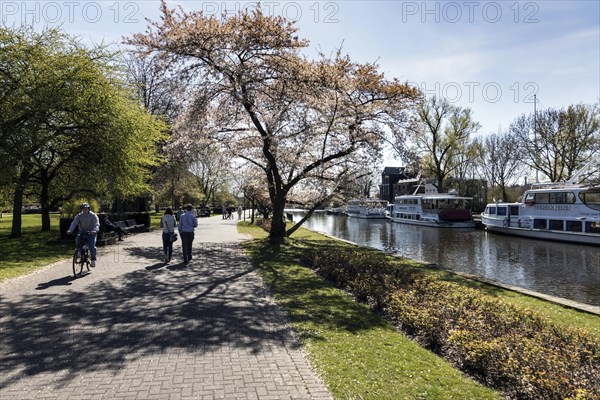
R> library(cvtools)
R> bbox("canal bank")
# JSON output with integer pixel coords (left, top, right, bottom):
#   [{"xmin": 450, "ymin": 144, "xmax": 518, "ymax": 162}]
[
  {"xmin": 287, "ymin": 211, "xmax": 600, "ymax": 308},
  {"xmin": 313, "ymin": 229, "xmax": 599, "ymax": 316}
]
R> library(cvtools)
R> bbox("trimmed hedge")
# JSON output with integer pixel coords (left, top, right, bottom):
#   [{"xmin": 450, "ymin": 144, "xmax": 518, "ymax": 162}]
[{"xmin": 301, "ymin": 247, "xmax": 599, "ymax": 400}]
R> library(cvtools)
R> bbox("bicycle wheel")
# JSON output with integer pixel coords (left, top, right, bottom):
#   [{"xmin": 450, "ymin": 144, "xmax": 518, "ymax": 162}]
[
  {"xmin": 84, "ymin": 250, "xmax": 91, "ymax": 271},
  {"xmin": 72, "ymin": 249, "xmax": 83, "ymax": 277}
]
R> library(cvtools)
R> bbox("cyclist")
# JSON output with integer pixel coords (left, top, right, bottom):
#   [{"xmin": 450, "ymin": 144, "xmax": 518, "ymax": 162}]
[{"xmin": 66, "ymin": 202, "xmax": 100, "ymax": 267}]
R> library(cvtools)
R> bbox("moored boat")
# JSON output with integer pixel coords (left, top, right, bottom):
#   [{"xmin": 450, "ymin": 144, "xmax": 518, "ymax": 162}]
[
  {"xmin": 325, "ymin": 207, "xmax": 346, "ymax": 215},
  {"xmin": 390, "ymin": 193, "xmax": 476, "ymax": 228},
  {"xmin": 481, "ymin": 183, "xmax": 600, "ymax": 245},
  {"xmin": 345, "ymin": 199, "xmax": 388, "ymax": 219}
]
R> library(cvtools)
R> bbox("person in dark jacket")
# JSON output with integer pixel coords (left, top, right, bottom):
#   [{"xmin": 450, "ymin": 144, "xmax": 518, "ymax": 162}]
[{"xmin": 103, "ymin": 216, "xmax": 125, "ymax": 241}]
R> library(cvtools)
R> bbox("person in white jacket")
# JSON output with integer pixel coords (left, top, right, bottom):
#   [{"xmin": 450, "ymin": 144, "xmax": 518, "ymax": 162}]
[{"xmin": 160, "ymin": 207, "xmax": 177, "ymax": 263}]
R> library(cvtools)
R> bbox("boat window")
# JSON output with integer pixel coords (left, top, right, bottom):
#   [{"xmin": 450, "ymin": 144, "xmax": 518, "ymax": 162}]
[
  {"xmin": 547, "ymin": 191, "xmax": 576, "ymax": 204},
  {"xmin": 486, "ymin": 206, "xmax": 496, "ymax": 215},
  {"xmin": 566, "ymin": 221, "xmax": 582, "ymax": 232},
  {"xmin": 534, "ymin": 192, "xmax": 550, "ymax": 204},
  {"xmin": 497, "ymin": 207, "xmax": 507, "ymax": 216},
  {"xmin": 509, "ymin": 205, "xmax": 520, "ymax": 215},
  {"xmin": 585, "ymin": 221, "xmax": 600, "ymax": 234},
  {"xmin": 549, "ymin": 220, "xmax": 564, "ymax": 230},
  {"xmin": 533, "ymin": 219, "xmax": 547, "ymax": 229},
  {"xmin": 524, "ymin": 192, "xmax": 535, "ymax": 205},
  {"xmin": 580, "ymin": 189, "xmax": 600, "ymax": 211}
]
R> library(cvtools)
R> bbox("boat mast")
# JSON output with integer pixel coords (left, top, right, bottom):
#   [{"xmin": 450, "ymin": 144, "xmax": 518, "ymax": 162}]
[
  {"xmin": 567, "ymin": 157, "xmax": 599, "ymax": 185},
  {"xmin": 534, "ymin": 94, "xmax": 539, "ymax": 183}
]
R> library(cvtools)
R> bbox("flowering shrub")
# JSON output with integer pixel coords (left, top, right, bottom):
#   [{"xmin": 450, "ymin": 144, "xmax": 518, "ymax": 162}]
[{"xmin": 302, "ymin": 247, "xmax": 599, "ymax": 400}]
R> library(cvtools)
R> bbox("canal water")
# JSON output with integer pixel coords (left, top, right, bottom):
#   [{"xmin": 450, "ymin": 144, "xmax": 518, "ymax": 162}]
[{"xmin": 287, "ymin": 211, "xmax": 600, "ymax": 307}]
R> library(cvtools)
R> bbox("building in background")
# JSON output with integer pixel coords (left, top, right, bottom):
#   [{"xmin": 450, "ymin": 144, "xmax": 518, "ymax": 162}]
[{"xmin": 379, "ymin": 167, "xmax": 416, "ymax": 203}]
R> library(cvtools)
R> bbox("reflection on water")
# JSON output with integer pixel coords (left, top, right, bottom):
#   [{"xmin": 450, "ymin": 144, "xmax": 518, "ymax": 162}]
[{"xmin": 288, "ymin": 211, "xmax": 600, "ymax": 307}]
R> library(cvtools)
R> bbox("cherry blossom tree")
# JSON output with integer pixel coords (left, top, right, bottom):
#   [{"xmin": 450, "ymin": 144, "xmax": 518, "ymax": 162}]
[{"xmin": 128, "ymin": 2, "xmax": 420, "ymax": 240}]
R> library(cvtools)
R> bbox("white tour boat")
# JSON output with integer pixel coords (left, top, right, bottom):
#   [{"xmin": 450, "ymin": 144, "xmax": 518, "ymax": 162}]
[
  {"xmin": 345, "ymin": 199, "xmax": 389, "ymax": 219},
  {"xmin": 390, "ymin": 193, "xmax": 476, "ymax": 228},
  {"xmin": 481, "ymin": 183, "xmax": 600, "ymax": 245}
]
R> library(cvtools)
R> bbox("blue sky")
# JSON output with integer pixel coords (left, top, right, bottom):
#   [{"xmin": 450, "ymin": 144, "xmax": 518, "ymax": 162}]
[{"xmin": 2, "ymin": 1, "xmax": 599, "ymax": 138}]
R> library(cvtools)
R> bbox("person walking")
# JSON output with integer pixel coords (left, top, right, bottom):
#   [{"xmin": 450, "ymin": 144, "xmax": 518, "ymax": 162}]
[
  {"xmin": 160, "ymin": 207, "xmax": 177, "ymax": 263},
  {"xmin": 237, "ymin": 205, "xmax": 243, "ymax": 220},
  {"xmin": 178, "ymin": 204, "xmax": 198, "ymax": 263}
]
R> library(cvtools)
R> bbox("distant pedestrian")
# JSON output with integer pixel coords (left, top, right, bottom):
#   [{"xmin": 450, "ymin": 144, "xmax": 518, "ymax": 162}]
[
  {"xmin": 160, "ymin": 207, "xmax": 177, "ymax": 263},
  {"xmin": 176, "ymin": 207, "xmax": 184, "ymax": 222},
  {"xmin": 178, "ymin": 204, "xmax": 198, "ymax": 263},
  {"xmin": 222, "ymin": 205, "xmax": 227, "ymax": 220},
  {"xmin": 237, "ymin": 205, "xmax": 243, "ymax": 220}
]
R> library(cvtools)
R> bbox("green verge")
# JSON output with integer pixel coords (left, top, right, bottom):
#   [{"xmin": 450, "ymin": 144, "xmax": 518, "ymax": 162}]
[
  {"xmin": 238, "ymin": 222, "xmax": 501, "ymax": 399},
  {"xmin": 0, "ymin": 213, "xmax": 72, "ymax": 281}
]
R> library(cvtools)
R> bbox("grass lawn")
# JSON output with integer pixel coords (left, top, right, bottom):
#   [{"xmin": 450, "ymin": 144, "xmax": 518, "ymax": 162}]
[
  {"xmin": 0, "ymin": 213, "xmax": 72, "ymax": 281},
  {"xmin": 238, "ymin": 221, "xmax": 599, "ymax": 399}
]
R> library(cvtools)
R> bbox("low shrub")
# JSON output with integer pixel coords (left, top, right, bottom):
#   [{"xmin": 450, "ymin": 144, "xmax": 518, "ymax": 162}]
[
  {"xmin": 303, "ymin": 247, "xmax": 600, "ymax": 400},
  {"xmin": 255, "ymin": 218, "xmax": 271, "ymax": 232}
]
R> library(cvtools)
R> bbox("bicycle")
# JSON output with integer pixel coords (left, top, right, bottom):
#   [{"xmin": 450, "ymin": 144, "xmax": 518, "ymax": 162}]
[{"xmin": 72, "ymin": 232, "xmax": 91, "ymax": 277}]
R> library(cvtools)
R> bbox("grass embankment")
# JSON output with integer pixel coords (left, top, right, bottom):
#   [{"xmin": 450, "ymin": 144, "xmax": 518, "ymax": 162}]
[{"xmin": 237, "ymin": 222, "xmax": 599, "ymax": 399}]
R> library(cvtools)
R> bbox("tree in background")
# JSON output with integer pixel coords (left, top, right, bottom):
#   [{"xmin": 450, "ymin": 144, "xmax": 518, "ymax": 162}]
[
  {"xmin": 510, "ymin": 103, "xmax": 599, "ymax": 182},
  {"xmin": 406, "ymin": 96, "xmax": 480, "ymax": 193},
  {"xmin": 128, "ymin": 2, "xmax": 420, "ymax": 241},
  {"xmin": 123, "ymin": 51, "xmax": 188, "ymax": 122},
  {"xmin": 473, "ymin": 131, "xmax": 523, "ymax": 202},
  {"xmin": 169, "ymin": 140, "xmax": 232, "ymax": 208},
  {"xmin": 0, "ymin": 26, "xmax": 167, "ymax": 236}
]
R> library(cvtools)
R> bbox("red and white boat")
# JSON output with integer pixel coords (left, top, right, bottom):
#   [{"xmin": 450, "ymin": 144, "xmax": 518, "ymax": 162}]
[{"xmin": 390, "ymin": 193, "xmax": 476, "ymax": 228}]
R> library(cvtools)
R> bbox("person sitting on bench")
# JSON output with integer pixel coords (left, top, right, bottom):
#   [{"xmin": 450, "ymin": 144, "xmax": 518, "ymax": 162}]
[{"xmin": 104, "ymin": 216, "xmax": 125, "ymax": 241}]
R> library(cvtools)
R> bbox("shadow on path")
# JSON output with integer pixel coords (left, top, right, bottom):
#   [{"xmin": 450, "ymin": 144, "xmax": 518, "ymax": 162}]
[
  {"xmin": 0, "ymin": 243, "xmax": 295, "ymax": 390},
  {"xmin": 35, "ymin": 275, "xmax": 77, "ymax": 289}
]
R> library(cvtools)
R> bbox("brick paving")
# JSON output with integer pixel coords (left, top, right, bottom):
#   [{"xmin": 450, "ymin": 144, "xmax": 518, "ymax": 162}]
[{"xmin": 0, "ymin": 215, "xmax": 331, "ymax": 399}]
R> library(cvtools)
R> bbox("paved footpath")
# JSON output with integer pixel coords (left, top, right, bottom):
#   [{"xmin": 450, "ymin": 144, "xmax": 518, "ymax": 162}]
[{"xmin": 0, "ymin": 215, "xmax": 332, "ymax": 400}]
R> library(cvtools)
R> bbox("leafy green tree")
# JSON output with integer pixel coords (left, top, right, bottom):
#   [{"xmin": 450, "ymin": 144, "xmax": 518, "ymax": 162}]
[
  {"xmin": 0, "ymin": 26, "xmax": 167, "ymax": 236},
  {"xmin": 510, "ymin": 103, "xmax": 599, "ymax": 182},
  {"xmin": 408, "ymin": 96, "xmax": 480, "ymax": 193}
]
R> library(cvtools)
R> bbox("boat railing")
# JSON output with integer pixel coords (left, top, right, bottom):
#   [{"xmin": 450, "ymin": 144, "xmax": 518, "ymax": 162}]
[{"xmin": 529, "ymin": 182, "xmax": 591, "ymax": 190}]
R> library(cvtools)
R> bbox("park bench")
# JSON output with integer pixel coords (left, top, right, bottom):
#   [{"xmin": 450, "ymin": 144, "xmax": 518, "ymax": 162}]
[
  {"xmin": 114, "ymin": 220, "xmax": 134, "ymax": 234},
  {"xmin": 126, "ymin": 219, "xmax": 145, "ymax": 233}
]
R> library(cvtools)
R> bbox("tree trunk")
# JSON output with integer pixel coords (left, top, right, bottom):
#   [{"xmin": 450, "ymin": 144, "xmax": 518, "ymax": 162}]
[
  {"xmin": 40, "ymin": 180, "xmax": 51, "ymax": 231},
  {"xmin": 269, "ymin": 195, "xmax": 287, "ymax": 241},
  {"xmin": 10, "ymin": 170, "xmax": 29, "ymax": 238},
  {"xmin": 437, "ymin": 176, "xmax": 444, "ymax": 194},
  {"xmin": 501, "ymin": 186, "xmax": 509, "ymax": 203}
]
